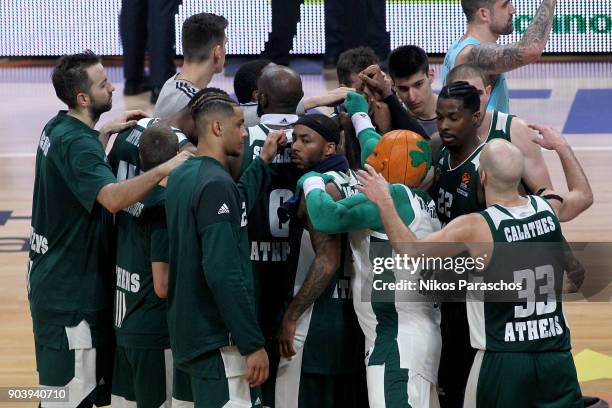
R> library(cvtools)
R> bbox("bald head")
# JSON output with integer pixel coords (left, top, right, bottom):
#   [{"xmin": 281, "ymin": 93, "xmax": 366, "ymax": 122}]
[
  {"xmin": 257, "ymin": 65, "xmax": 304, "ymax": 114},
  {"xmin": 480, "ymin": 139, "xmax": 524, "ymax": 191}
]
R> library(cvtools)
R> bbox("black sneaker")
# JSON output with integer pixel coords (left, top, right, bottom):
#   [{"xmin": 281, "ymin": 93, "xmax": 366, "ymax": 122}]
[{"xmin": 124, "ymin": 78, "xmax": 151, "ymax": 95}]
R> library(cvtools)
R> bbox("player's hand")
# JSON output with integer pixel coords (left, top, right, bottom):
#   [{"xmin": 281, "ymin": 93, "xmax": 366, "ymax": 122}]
[
  {"xmin": 528, "ymin": 124, "xmax": 570, "ymax": 151},
  {"xmin": 304, "ymin": 87, "xmax": 356, "ymax": 110},
  {"xmin": 345, "ymin": 92, "xmax": 370, "ymax": 117},
  {"xmin": 260, "ymin": 130, "xmax": 287, "ymax": 163},
  {"xmin": 158, "ymin": 150, "xmax": 192, "ymax": 176},
  {"xmin": 356, "ymin": 164, "xmax": 393, "ymax": 208},
  {"xmin": 278, "ymin": 315, "xmax": 297, "ymax": 358},
  {"xmin": 245, "ymin": 348, "xmax": 269, "ymax": 387},
  {"xmin": 101, "ymin": 110, "xmax": 148, "ymax": 135},
  {"xmin": 359, "ymin": 65, "xmax": 393, "ymax": 100}
]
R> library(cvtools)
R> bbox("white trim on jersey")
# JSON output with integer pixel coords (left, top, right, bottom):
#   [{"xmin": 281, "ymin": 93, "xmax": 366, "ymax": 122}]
[{"xmin": 463, "ymin": 350, "xmax": 485, "ymax": 408}]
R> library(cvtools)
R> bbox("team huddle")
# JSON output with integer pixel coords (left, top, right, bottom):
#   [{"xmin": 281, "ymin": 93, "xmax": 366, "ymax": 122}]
[{"xmin": 28, "ymin": 1, "xmax": 594, "ymax": 408}]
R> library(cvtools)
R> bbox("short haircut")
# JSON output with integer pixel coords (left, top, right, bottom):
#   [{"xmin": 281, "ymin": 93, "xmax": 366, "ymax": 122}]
[
  {"xmin": 461, "ymin": 0, "xmax": 495, "ymax": 23},
  {"xmin": 51, "ymin": 50, "xmax": 100, "ymax": 108},
  {"xmin": 182, "ymin": 13, "xmax": 228, "ymax": 62},
  {"xmin": 445, "ymin": 63, "xmax": 487, "ymax": 87},
  {"xmin": 438, "ymin": 81, "xmax": 481, "ymax": 114},
  {"xmin": 388, "ymin": 45, "xmax": 429, "ymax": 80},
  {"xmin": 336, "ymin": 47, "xmax": 379, "ymax": 86},
  {"xmin": 189, "ymin": 87, "xmax": 237, "ymax": 124},
  {"xmin": 139, "ymin": 124, "xmax": 178, "ymax": 171},
  {"xmin": 233, "ymin": 59, "xmax": 272, "ymax": 104}
]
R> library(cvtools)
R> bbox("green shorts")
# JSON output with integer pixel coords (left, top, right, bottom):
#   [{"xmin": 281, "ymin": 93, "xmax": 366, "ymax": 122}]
[
  {"xmin": 176, "ymin": 346, "xmax": 262, "ymax": 408},
  {"xmin": 110, "ymin": 346, "xmax": 172, "ymax": 408},
  {"xmin": 33, "ymin": 319, "xmax": 113, "ymax": 408},
  {"xmin": 465, "ymin": 350, "xmax": 583, "ymax": 408}
]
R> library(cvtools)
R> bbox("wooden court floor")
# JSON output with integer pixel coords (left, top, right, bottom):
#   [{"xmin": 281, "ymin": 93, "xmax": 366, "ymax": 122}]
[{"xmin": 0, "ymin": 61, "xmax": 610, "ymax": 405}]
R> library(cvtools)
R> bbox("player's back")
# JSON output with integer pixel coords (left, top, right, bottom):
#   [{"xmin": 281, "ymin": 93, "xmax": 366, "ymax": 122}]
[
  {"xmin": 348, "ymin": 183, "xmax": 442, "ymax": 383},
  {"xmin": 471, "ymin": 195, "xmax": 570, "ymax": 352}
]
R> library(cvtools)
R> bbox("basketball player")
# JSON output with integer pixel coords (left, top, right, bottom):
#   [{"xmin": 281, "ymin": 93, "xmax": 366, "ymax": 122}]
[
  {"xmin": 445, "ymin": 63, "xmax": 552, "ymax": 196},
  {"xmin": 165, "ymin": 89, "xmax": 286, "ymax": 407},
  {"xmin": 442, "ymin": 0, "xmax": 557, "ymax": 112},
  {"xmin": 29, "ymin": 51, "xmax": 188, "ymax": 408},
  {"xmin": 357, "ymin": 125, "xmax": 593, "ymax": 407},
  {"xmin": 387, "ymin": 46, "xmax": 439, "ymax": 139},
  {"xmin": 293, "ymin": 110, "xmax": 441, "ymax": 407},
  {"xmin": 110, "ymin": 124, "xmax": 180, "ymax": 408},
  {"xmin": 274, "ymin": 114, "xmax": 364, "ymax": 408},
  {"xmin": 154, "ymin": 13, "xmax": 228, "ymax": 118}
]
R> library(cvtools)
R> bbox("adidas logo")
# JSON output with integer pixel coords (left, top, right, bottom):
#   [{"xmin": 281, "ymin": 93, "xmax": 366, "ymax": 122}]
[
  {"xmin": 218, "ymin": 203, "xmax": 230, "ymax": 215},
  {"xmin": 280, "ymin": 118, "xmax": 288, "ymax": 124},
  {"xmin": 254, "ymin": 397, "xmax": 262, "ymax": 406}
]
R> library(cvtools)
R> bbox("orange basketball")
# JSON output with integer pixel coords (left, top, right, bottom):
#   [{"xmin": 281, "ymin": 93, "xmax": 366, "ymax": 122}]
[{"xmin": 365, "ymin": 129, "xmax": 431, "ymax": 187}]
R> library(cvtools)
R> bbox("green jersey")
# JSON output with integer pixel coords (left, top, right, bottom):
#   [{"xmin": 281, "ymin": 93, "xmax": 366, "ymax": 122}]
[
  {"xmin": 107, "ymin": 117, "xmax": 189, "ymax": 181},
  {"xmin": 239, "ymin": 122, "xmax": 299, "ymax": 338},
  {"xmin": 112, "ymin": 186, "xmax": 169, "ymax": 349},
  {"xmin": 433, "ymin": 110, "xmax": 513, "ymax": 225},
  {"xmin": 29, "ymin": 111, "xmax": 116, "ymax": 335},
  {"xmin": 285, "ymin": 170, "xmax": 362, "ymax": 375},
  {"xmin": 165, "ymin": 156, "xmax": 270, "ymax": 371},
  {"xmin": 469, "ymin": 196, "xmax": 570, "ymax": 352}
]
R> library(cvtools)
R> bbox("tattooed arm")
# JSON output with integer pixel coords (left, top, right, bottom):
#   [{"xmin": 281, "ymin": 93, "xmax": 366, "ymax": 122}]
[
  {"xmin": 278, "ymin": 189, "xmax": 342, "ymax": 358},
  {"xmin": 458, "ymin": 0, "xmax": 557, "ymax": 74}
]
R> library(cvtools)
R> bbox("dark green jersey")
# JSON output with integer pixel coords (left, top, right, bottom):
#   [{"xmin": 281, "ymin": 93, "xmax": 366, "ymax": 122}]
[
  {"xmin": 107, "ymin": 117, "xmax": 188, "ymax": 349},
  {"xmin": 468, "ymin": 196, "xmax": 570, "ymax": 352},
  {"xmin": 166, "ymin": 156, "xmax": 270, "ymax": 369},
  {"xmin": 286, "ymin": 170, "xmax": 362, "ymax": 374},
  {"xmin": 107, "ymin": 117, "xmax": 189, "ymax": 181},
  {"xmin": 29, "ymin": 111, "xmax": 116, "ymax": 333},
  {"xmin": 239, "ymin": 123, "xmax": 300, "ymax": 339},
  {"xmin": 433, "ymin": 110, "xmax": 513, "ymax": 225},
  {"xmin": 112, "ymin": 186, "xmax": 169, "ymax": 349}
]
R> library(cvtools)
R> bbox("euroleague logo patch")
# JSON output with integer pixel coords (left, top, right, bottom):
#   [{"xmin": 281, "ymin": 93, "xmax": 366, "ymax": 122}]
[{"xmin": 457, "ymin": 171, "xmax": 470, "ymax": 197}]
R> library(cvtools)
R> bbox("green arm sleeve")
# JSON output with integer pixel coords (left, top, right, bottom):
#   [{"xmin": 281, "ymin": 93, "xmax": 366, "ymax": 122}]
[
  {"xmin": 306, "ymin": 184, "xmax": 416, "ymax": 234},
  {"xmin": 305, "ymin": 189, "xmax": 384, "ymax": 234},
  {"xmin": 237, "ymin": 156, "xmax": 271, "ymax": 215},
  {"xmin": 358, "ymin": 127, "xmax": 382, "ymax": 167}
]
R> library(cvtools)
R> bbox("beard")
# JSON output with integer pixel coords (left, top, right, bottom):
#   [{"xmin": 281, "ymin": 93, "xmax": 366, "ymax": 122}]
[
  {"xmin": 493, "ymin": 18, "xmax": 514, "ymax": 36},
  {"xmin": 88, "ymin": 96, "xmax": 112, "ymax": 122}
]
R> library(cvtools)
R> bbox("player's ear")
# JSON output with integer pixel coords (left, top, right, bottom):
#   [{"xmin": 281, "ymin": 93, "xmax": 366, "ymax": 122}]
[
  {"xmin": 212, "ymin": 118, "xmax": 223, "ymax": 138},
  {"xmin": 485, "ymin": 84, "xmax": 492, "ymax": 98},
  {"xmin": 477, "ymin": 7, "xmax": 490, "ymax": 23},
  {"xmin": 472, "ymin": 110, "xmax": 482, "ymax": 127},
  {"xmin": 325, "ymin": 142, "xmax": 337, "ymax": 156},
  {"xmin": 75, "ymin": 92, "xmax": 90, "ymax": 108}
]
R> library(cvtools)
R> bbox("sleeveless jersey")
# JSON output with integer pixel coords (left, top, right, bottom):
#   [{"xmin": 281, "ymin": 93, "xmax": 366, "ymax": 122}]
[
  {"xmin": 433, "ymin": 110, "xmax": 513, "ymax": 226},
  {"xmin": 347, "ymin": 181, "xmax": 443, "ymax": 383},
  {"xmin": 468, "ymin": 196, "xmax": 571, "ymax": 352},
  {"xmin": 442, "ymin": 37, "xmax": 509, "ymax": 113},
  {"xmin": 240, "ymin": 123, "xmax": 300, "ymax": 339},
  {"xmin": 285, "ymin": 170, "xmax": 362, "ymax": 374}
]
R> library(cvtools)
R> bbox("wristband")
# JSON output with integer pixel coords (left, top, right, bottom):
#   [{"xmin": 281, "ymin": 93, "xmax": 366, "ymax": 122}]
[
  {"xmin": 303, "ymin": 177, "xmax": 326, "ymax": 196},
  {"xmin": 351, "ymin": 112, "xmax": 375, "ymax": 136}
]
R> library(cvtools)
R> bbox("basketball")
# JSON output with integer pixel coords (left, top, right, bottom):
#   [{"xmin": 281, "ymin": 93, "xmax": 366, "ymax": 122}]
[{"xmin": 365, "ymin": 129, "xmax": 432, "ymax": 187}]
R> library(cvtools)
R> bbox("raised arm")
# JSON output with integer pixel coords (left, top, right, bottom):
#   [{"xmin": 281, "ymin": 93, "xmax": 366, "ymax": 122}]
[
  {"xmin": 344, "ymin": 92, "xmax": 381, "ymax": 166},
  {"xmin": 529, "ymin": 124, "xmax": 593, "ymax": 222},
  {"xmin": 510, "ymin": 117, "xmax": 553, "ymax": 193},
  {"xmin": 459, "ymin": 0, "xmax": 557, "ymax": 75}
]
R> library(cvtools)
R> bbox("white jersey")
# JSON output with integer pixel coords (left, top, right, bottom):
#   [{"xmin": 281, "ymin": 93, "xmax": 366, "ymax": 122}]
[
  {"xmin": 154, "ymin": 74, "xmax": 200, "ymax": 118},
  {"xmin": 343, "ymin": 179, "xmax": 442, "ymax": 384}
]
